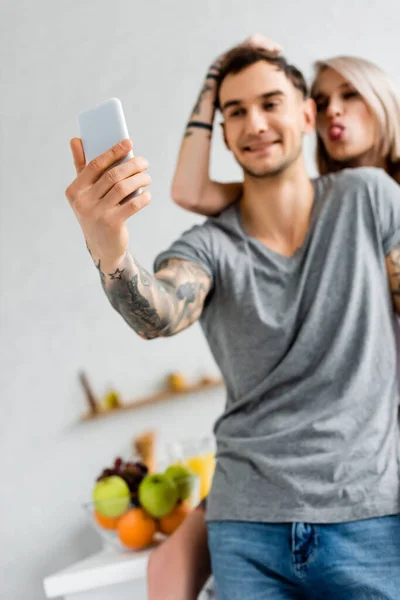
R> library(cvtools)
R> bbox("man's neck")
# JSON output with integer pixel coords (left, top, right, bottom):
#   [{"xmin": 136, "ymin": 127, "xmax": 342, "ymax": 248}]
[{"xmin": 240, "ymin": 156, "xmax": 315, "ymax": 257}]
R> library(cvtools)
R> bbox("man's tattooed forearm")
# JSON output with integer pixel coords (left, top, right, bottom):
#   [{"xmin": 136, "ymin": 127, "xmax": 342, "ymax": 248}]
[
  {"xmin": 95, "ymin": 259, "xmax": 106, "ymax": 285},
  {"xmin": 109, "ymin": 273, "xmax": 168, "ymax": 339},
  {"xmin": 102, "ymin": 257, "xmax": 211, "ymax": 339},
  {"xmin": 94, "ymin": 258, "xmax": 125, "ymax": 285},
  {"xmin": 131, "ymin": 258, "xmax": 169, "ymax": 294},
  {"xmin": 86, "ymin": 242, "xmax": 125, "ymax": 283},
  {"xmin": 109, "ymin": 268, "xmax": 125, "ymax": 280},
  {"xmin": 135, "ymin": 261, "xmax": 152, "ymax": 287}
]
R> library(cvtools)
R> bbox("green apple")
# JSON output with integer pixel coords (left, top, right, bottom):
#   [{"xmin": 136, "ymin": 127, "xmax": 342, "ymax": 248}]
[
  {"xmin": 165, "ymin": 463, "xmax": 195, "ymax": 501},
  {"xmin": 138, "ymin": 474, "xmax": 178, "ymax": 518},
  {"xmin": 92, "ymin": 475, "xmax": 130, "ymax": 518}
]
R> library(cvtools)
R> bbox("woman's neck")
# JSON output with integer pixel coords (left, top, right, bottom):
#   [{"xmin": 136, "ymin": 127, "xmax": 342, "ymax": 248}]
[{"xmin": 336, "ymin": 148, "xmax": 388, "ymax": 172}]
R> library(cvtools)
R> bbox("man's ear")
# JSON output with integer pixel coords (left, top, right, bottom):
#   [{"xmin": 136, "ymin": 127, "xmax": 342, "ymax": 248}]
[
  {"xmin": 220, "ymin": 121, "xmax": 230, "ymax": 150},
  {"xmin": 302, "ymin": 97, "xmax": 316, "ymax": 135}
]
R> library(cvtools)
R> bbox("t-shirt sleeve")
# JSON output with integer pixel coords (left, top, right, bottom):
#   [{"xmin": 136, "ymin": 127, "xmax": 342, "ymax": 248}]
[
  {"xmin": 153, "ymin": 223, "xmax": 215, "ymax": 285},
  {"xmin": 369, "ymin": 168, "xmax": 400, "ymax": 255}
]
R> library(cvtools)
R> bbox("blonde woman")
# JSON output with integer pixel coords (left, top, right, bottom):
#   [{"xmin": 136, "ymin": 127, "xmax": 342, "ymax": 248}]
[
  {"xmin": 311, "ymin": 55, "xmax": 400, "ymax": 183},
  {"xmin": 148, "ymin": 40, "xmax": 400, "ymax": 600}
]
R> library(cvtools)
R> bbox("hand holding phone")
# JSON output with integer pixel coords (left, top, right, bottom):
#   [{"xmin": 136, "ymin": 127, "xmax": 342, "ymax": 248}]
[
  {"xmin": 78, "ymin": 97, "xmax": 143, "ymax": 203},
  {"xmin": 66, "ymin": 99, "xmax": 151, "ymax": 274}
]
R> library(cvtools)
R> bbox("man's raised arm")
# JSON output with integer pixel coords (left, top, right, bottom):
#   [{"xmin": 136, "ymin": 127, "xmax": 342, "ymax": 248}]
[{"xmin": 65, "ymin": 138, "xmax": 211, "ymax": 339}]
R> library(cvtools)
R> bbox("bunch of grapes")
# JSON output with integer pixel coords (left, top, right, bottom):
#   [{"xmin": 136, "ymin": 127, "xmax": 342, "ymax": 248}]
[{"xmin": 97, "ymin": 457, "xmax": 148, "ymax": 506}]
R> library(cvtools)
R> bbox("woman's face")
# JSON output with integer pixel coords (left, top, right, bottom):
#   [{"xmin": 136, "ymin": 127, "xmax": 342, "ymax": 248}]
[{"xmin": 313, "ymin": 67, "xmax": 378, "ymax": 166}]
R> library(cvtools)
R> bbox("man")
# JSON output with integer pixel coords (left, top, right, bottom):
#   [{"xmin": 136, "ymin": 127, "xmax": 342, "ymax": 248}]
[{"xmin": 66, "ymin": 46, "xmax": 400, "ymax": 599}]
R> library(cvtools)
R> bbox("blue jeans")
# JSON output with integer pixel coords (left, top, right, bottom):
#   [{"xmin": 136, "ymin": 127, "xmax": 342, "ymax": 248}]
[{"xmin": 207, "ymin": 515, "xmax": 400, "ymax": 599}]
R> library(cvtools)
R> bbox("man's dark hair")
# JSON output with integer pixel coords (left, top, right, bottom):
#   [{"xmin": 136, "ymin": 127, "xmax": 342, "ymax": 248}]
[{"xmin": 215, "ymin": 46, "xmax": 309, "ymax": 111}]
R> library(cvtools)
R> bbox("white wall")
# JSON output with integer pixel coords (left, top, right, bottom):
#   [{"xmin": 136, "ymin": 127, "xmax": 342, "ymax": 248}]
[{"xmin": 1, "ymin": 0, "xmax": 399, "ymax": 597}]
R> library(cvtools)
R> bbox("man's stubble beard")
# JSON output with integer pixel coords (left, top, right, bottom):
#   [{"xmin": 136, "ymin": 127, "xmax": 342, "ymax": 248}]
[{"xmin": 236, "ymin": 143, "xmax": 303, "ymax": 179}]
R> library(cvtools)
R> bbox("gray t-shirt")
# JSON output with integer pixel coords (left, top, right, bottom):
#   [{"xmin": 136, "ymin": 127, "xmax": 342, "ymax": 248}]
[{"xmin": 154, "ymin": 167, "xmax": 400, "ymax": 523}]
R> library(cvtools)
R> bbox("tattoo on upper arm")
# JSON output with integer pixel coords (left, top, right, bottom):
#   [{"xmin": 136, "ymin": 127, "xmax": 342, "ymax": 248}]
[
  {"xmin": 176, "ymin": 282, "xmax": 196, "ymax": 302},
  {"xmin": 155, "ymin": 260, "xmax": 211, "ymax": 334}
]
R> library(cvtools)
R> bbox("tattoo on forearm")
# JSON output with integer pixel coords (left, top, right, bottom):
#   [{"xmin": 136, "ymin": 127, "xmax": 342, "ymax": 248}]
[
  {"xmin": 109, "ymin": 268, "xmax": 125, "ymax": 280},
  {"xmin": 86, "ymin": 242, "xmax": 125, "ymax": 283},
  {"xmin": 209, "ymin": 59, "xmax": 222, "ymax": 73},
  {"xmin": 183, "ymin": 79, "xmax": 216, "ymax": 139},
  {"xmin": 95, "ymin": 258, "xmax": 106, "ymax": 285},
  {"xmin": 102, "ymin": 256, "xmax": 211, "ymax": 339},
  {"xmin": 192, "ymin": 82, "xmax": 213, "ymax": 116},
  {"xmin": 117, "ymin": 273, "xmax": 166, "ymax": 335},
  {"xmin": 137, "ymin": 263, "xmax": 152, "ymax": 287}
]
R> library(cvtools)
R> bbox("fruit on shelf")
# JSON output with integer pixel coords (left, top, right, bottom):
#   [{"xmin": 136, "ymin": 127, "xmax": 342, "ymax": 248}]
[
  {"xmin": 164, "ymin": 463, "xmax": 196, "ymax": 501},
  {"xmin": 103, "ymin": 390, "xmax": 121, "ymax": 410},
  {"xmin": 167, "ymin": 372, "xmax": 187, "ymax": 391},
  {"xmin": 117, "ymin": 507, "xmax": 157, "ymax": 550},
  {"xmin": 92, "ymin": 475, "xmax": 130, "ymax": 518},
  {"xmin": 138, "ymin": 473, "xmax": 179, "ymax": 518},
  {"xmin": 158, "ymin": 501, "xmax": 191, "ymax": 535}
]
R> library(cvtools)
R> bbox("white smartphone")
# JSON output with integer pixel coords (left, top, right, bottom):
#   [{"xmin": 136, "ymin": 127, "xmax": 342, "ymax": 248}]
[{"xmin": 77, "ymin": 97, "xmax": 141, "ymax": 203}]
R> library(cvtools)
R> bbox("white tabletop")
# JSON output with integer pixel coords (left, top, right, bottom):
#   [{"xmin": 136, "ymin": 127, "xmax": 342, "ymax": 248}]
[{"xmin": 43, "ymin": 545, "xmax": 152, "ymax": 598}]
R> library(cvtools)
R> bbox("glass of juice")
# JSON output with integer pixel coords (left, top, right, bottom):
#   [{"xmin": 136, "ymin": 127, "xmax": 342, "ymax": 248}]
[{"xmin": 166, "ymin": 435, "xmax": 216, "ymax": 501}]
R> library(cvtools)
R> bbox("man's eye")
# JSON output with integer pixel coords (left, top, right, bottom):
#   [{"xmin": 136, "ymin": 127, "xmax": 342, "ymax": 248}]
[
  {"xmin": 263, "ymin": 102, "xmax": 278, "ymax": 111},
  {"xmin": 230, "ymin": 109, "xmax": 244, "ymax": 118}
]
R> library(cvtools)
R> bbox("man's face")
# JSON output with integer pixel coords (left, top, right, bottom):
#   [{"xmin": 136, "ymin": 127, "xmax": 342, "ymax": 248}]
[{"xmin": 219, "ymin": 61, "xmax": 314, "ymax": 178}]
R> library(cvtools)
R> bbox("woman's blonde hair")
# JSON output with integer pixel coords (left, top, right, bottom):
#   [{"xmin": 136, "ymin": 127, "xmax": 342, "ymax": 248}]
[{"xmin": 311, "ymin": 56, "xmax": 400, "ymax": 183}]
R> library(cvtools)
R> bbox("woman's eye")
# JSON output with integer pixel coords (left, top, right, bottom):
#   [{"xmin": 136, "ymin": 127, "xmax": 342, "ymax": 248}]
[
  {"xmin": 263, "ymin": 102, "xmax": 278, "ymax": 111},
  {"xmin": 315, "ymin": 100, "xmax": 328, "ymax": 113},
  {"xmin": 343, "ymin": 90, "xmax": 359, "ymax": 100},
  {"xmin": 230, "ymin": 109, "xmax": 244, "ymax": 118}
]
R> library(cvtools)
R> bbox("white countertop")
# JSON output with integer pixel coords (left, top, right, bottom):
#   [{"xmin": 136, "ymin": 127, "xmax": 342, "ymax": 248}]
[{"xmin": 43, "ymin": 545, "xmax": 152, "ymax": 598}]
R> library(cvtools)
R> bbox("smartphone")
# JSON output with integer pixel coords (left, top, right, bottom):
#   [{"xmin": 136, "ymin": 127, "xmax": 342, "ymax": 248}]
[{"xmin": 77, "ymin": 97, "xmax": 141, "ymax": 203}]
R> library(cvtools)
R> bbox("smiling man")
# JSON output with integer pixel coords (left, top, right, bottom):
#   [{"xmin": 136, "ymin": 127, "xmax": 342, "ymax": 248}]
[{"xmin": 67, "ymin": 46, "xmax": 400, "ymax": 599}]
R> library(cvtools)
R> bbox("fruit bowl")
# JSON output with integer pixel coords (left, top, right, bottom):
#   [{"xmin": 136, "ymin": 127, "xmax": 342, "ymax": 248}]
[{"xmin": 85, "ymin": 458, "xmax": 200, "ymax": 552}]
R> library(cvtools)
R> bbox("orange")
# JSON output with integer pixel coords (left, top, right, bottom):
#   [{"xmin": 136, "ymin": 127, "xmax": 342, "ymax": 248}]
[
  {"xmin": 94, "ymin": 510, "xmax": 120, "ymax": 530},
  {"xmin": 117, "ymin": 508, "xmax": 157, "ymax": 550},
  {"xmin": 158, "ymin": 502, "xmax": 190, "ymax": 535}
]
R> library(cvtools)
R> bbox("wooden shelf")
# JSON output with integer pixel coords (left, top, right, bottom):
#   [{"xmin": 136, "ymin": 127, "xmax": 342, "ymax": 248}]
[{"xmin": 79, "ymin": 377, "xmax": 224, "ymax": 423}]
